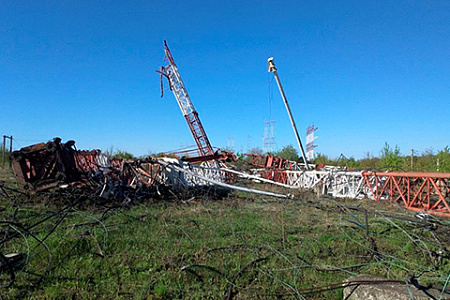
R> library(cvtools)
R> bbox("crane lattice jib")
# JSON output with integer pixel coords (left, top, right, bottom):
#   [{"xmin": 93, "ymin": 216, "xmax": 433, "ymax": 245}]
[{"xmin": 161, "ymin": 41, "xmax": 214, "ymax": 157}]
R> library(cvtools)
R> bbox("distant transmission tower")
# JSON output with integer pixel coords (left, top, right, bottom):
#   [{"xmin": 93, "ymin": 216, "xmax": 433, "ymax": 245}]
[
  {"xmin": 263, "ymin": 70, "xmax": 276, "ymax": 154},
  {"xmin": 226, "ymin": 135, "xmax": 236, "ymax": 152},
  {"xmin": 263, "ymin": 119, "xmax": 275, "ymax": 153},
  {"xmin": 306, "ymin": 123, "xmax": 318, "ymax": 161}
]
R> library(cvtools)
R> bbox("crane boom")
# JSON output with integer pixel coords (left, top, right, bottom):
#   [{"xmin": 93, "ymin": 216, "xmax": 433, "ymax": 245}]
[
  {"xmin": 158, "ymin": 41, "xmax": 214, "ymax": 157},
  {"xmin": 268, "ymin": 57, "xmax": 310, "ymax": 169}
]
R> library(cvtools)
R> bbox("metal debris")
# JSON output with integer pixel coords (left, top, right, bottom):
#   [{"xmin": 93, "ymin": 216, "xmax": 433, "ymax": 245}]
[
  {"xmin": 9, "ymin": 139, "xmax": 285, "ymax": 201},
  {"xmin": 9, "ymin": 139, "xmax": 450, "ymax": 217}
]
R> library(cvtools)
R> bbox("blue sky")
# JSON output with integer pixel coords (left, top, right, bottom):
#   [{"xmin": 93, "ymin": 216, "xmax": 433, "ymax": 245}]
[{"xmin": 1, "ymin": 1, "xmax": 449, "ymax": 159}]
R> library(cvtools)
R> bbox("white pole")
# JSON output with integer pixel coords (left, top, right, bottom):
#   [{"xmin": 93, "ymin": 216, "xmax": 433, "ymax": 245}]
[{"xmin": 268, "ymin": 57, "xmax": 310, "ymax": 169}]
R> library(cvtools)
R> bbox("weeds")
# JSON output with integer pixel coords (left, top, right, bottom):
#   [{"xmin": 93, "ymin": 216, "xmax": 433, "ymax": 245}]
[{"xmin": 1, "ymin": 168, "xmax": 450, "ymax": 299}]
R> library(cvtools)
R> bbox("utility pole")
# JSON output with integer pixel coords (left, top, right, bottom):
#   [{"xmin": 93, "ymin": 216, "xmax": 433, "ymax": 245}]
[
  {"xmin": 2, "ymin": 136, "xmax": 5, "ymax": 168},
  {"xmin": 267, "ymin": 57, "xmax": 310, "ymax": 169},
  {"xmin": 411, "ymin": 148, "xmax": 414, "ymax": 171},
  {"xmin": 2, "ymin": 135, "xmax": 13, "ymax": 168},
  {"xmin": 9, "ymin": 136, "xmax": 12, "ymax": 167}
]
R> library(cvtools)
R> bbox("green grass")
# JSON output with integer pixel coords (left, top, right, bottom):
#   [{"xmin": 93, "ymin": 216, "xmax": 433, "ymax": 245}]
[{"xmin": 1, "ymin": 168, "xmax": 450, "ymax": 299}]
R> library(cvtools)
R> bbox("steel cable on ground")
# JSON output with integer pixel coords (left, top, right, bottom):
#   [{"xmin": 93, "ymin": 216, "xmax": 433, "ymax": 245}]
[
  {"xmin": 273, "ymin": 198, "xmax": 450, "ymax": 296},
  {"xmin": 0, "ymin": 220, "xmax": 52, "ymax": 285},
  {"xmin": 181, "ymin": 242, "xmax": 419, "ymax": 299},
  {"xmin": 184, "ymin": 239, "xmax": 360, "ymax": 294},
  {"xmin": 336, "ymin": 207, "xmax": 449, "ymax": 290},
  {"xmin": 0, "ymin": 191, "xmax": 91, "ymax": 288}
]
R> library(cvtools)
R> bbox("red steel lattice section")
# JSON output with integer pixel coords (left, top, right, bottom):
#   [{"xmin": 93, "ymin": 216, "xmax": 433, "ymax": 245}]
[{"xmin": 362, "ymin": 171, "xmax": 450, "ymax": 217}]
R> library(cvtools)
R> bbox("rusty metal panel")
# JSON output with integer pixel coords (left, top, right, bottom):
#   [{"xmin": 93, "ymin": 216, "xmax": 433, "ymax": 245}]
[{"xmin": 10, "ymin": 138, "xmax": 79, "ymax": 192}]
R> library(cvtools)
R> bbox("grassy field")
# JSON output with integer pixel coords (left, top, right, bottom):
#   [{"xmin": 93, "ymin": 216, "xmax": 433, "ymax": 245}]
[{"xmin": 1, "ymin": 167, "xmax": 450, "ymax": 299}]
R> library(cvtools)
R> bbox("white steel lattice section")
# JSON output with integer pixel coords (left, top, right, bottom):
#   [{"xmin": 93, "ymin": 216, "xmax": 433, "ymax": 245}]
[{"xmin": 285, "ymin": 170, "xmax": 365, "ymax": 198}]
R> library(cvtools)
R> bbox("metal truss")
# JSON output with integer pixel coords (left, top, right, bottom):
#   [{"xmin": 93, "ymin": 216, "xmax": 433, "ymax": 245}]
[
  {"xmin": 9, "ymin": 138, "xmax": 450, "ymax": 218},
  {"xmin": 363, "ymin": 171, "xmax": 450, "ymax": 217},
  {"xmin": 254, "ymin": 167, "xmax": 450, "ymax": 217},
  {"xmin": 159, "ymin": 41, "xmax": 214, "ymax": 157},
  {"xmin": 255, "ymin": 168, "xmax": 365, "ymax": 199},
  {"xmin": 284, "ymin": 170, "xmax": 365, "ymax": 198}
]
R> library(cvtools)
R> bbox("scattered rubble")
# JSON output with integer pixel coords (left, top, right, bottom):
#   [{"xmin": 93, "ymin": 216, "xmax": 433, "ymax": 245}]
[
  {"xmin": 9, "ymin": 138, "xmax": 288, "ymax": 202},
  {"xmin": 8, "ymin": 138, "xmax": 450, "ymax": 218}
]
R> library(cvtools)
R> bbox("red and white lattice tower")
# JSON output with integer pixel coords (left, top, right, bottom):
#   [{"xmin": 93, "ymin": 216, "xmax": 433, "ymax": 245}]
[
  {"xmin": 158, "ymin": 41, "xmax": 214, "ymax": 157},
  {"xmin": 306, "ymin": 124, "xmax": 318, "ymax": 161}
]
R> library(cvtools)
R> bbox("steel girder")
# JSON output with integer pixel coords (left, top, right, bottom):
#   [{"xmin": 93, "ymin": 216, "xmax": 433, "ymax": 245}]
[
  {"xmin": 362, "ymin": 171, "xmax": 450, "ymax": 217},
  {"xmin": 257, "ymin": 169, "xmax": 365, "ymax": 199},
  {"xmin": 256, "ymin": 167, "xmax": 450, "ymax": 217}
]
